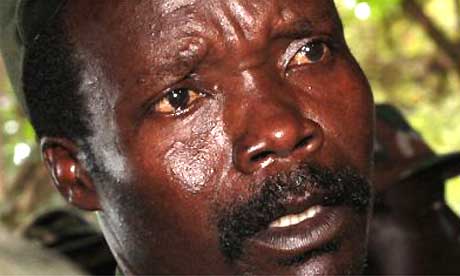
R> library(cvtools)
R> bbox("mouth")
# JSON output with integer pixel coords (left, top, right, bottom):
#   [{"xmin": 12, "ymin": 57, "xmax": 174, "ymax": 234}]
[
  {"xmin": 218, "ymin": 164, "xmax": 371, "ymax": 267},
  {"xmin": 269, "ymin": 205, "xmax": 323, "ymax": 228},
  {"xmin": 246, "ymin": 192, "xmax": 350, "ymax": 261}
]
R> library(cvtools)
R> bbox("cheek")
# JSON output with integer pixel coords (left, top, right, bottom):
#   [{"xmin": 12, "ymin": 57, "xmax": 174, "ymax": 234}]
[
  {"xmin": 290, "ymin": 57, "xmax": 374, "ymax": 173},
  {"xmin": 326, "ymin": 64, "xmax": 373, "ymax": 173},
  {"xmin": 132, "ymin": 101, "xmax": 231, "ymax": 194},
  {"xmin": 99, "ymin": 102, "xmax": 233, "ymax": 272},
  {"xmin": 164, "ymin": 118, "xmax": 228, "ymax": 193}
]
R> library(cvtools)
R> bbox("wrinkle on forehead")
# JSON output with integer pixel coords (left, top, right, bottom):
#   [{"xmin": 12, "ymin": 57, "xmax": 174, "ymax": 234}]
[
  {"xmin": 227, "ymin": 0, "xmax": 274, "ymax": 41},
  {"xmin": 206, "ymin": 0, "xmax": 275, "ymax": 48},
  {"xmin": 159, "ymin": 0, "xmax": 198, "ymax": 15}
]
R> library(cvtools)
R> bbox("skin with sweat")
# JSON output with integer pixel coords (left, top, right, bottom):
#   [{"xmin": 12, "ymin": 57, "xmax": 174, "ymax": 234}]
[{"xmin": 43, "ymin": 0, "xmax": 374, "ymax": 274}]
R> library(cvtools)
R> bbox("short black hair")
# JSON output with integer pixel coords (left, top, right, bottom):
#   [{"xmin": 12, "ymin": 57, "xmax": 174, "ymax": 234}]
[{"xmin": 22, "ymin": 10, "xmax": 90, "ymax": 140}]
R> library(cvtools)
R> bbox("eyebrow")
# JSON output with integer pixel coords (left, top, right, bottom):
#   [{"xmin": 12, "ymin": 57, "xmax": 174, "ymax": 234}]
[
  {"xmin": 272, "ymin": 18, "xmax": 314, "ymax": 39},
  {"xmin": 135, "ymin": 37, "xmax": 208, "ymax": 94},
  {"xmin": 142, "ymin": 19, "xmax": 314, "ymax": 90}
]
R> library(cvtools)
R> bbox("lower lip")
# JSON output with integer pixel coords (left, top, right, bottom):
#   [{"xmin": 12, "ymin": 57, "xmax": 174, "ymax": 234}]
[{"xmin": 246, "ymin": 206, "xmax": 350, "ymax": 259}]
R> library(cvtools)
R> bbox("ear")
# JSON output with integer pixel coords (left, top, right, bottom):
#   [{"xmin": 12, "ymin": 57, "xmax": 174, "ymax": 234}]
[{"xmin": 41, "ymin": 137, "xmax": 101, "ymax": 211}]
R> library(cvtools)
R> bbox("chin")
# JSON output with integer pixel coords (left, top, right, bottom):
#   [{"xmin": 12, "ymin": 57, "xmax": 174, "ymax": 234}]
[{"xmin": 236, "ymin": 245, "xmax": 368, "ymax": 275}]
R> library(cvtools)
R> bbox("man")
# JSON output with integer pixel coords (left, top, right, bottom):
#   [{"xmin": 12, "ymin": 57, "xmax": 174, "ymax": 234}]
[
  {"xmin": 367, "ymin": 104, "xmax": 460, "ymax": 274},
  {"xmin": 1, "ymin": 0, "xmax": 375, "ymax": 274}
]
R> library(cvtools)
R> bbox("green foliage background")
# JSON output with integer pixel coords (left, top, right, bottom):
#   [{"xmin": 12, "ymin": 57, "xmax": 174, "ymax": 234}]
[
  {"xmin": 337, "ymin": 0, "xmax": 460, "ymax": 213},
  {"xmin": 0, "ymin": 0, "xmax": 459, "ymax": 225}
]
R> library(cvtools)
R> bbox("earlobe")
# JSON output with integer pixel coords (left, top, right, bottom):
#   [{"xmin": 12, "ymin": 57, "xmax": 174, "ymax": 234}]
[{"xmin": 41, "ymin": 137, "xmax": 101, "ymax": 211}]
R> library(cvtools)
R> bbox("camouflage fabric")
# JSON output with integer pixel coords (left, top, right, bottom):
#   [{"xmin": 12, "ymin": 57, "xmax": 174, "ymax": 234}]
[
  {"xmin": 0, "ymin": 0, "xmax": 65, "ymax": 115},
  {"xmin": 24, "ymin": 209, "xmax": 117, "ymax": 275},
  {"xmin": 0, "ymin": 225, "xmax": 86, "ymax": 275},
  {"xmin": 374, "ymin": 103, "xmax": 460, "ymax": 191}
]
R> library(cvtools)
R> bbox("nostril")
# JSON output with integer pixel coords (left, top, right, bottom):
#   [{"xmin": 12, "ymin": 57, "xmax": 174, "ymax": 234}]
[
  {"xmin": 250, "ymin": 150, "xmax": 275, "ymax": 163},
  {"xmin": 294, "ymin": 135, "xmax": 314, "ymax": 151}
]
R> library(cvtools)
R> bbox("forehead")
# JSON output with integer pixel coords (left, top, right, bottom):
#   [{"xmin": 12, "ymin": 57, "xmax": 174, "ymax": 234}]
[
  {"xmin": 66, "ymin": 0, "xmax": 341, "ymax": 55},
  {"xmin": 68, "ymin": 0, "xmax": 339, "ymax": 27},
  {"xmin": 65, "ymin": 0, "xmax": 342, "ymax": 100}
]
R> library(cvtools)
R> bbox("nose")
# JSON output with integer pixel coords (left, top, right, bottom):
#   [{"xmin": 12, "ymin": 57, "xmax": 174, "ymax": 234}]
[{"xmin": 233, "ymin": 106, "xmax": 324, "ymax": 174}]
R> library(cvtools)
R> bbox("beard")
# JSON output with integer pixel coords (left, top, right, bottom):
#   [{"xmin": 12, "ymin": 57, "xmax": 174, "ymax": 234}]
[{"xmin": 216, "ymin": 162, "xmax": 372, "ymax": 262}]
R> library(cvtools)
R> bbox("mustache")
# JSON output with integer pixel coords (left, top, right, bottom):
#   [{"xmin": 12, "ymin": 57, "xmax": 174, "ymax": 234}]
[{"xmin": 217, "ymin": 163, "xmax": 372, "ymax": 262}]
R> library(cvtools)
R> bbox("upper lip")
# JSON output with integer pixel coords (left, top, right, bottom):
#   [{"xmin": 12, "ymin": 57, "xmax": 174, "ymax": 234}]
[{"xmin": 273, "ymin": 188, "xmax": 339, "ymax": 221}]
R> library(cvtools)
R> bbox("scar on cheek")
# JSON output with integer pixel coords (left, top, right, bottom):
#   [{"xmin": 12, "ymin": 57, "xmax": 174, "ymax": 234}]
[
  {"xmin": 164, "ymin": 124, "xmax": 228, "ymax": 193},
  {"xmin": 165, "ymin": 140, "xmax": 216, "ymax": 193}
]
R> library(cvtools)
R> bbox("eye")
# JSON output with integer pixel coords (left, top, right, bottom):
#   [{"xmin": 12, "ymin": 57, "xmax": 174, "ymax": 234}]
[
  {"xmin": 153, "ymin": 88, "xmax": 204, "ymax": 115},
  {"xmin": 288, "ymin": 40, "xmax": 330, "ymax": 68}
]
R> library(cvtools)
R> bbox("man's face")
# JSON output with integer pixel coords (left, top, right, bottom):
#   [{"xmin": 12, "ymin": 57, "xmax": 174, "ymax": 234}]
[{"xmin": 66, "ymin": 0, "xmax": 374, "ymax": 274}]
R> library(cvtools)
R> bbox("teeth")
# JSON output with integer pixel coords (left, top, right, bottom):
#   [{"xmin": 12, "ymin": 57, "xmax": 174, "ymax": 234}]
[{"xmin": 269, "ymin": 206, "xmax": 322, "ymax": 228}]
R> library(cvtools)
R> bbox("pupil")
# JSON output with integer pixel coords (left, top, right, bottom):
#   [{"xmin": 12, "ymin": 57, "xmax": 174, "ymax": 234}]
[
  {"xmin": 168, "ymin": 89, "xmax": 190, "ymax": 110},
  {"xmin": 302, "ymin": 42, "xmax": 324, "ymax": 62}
]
